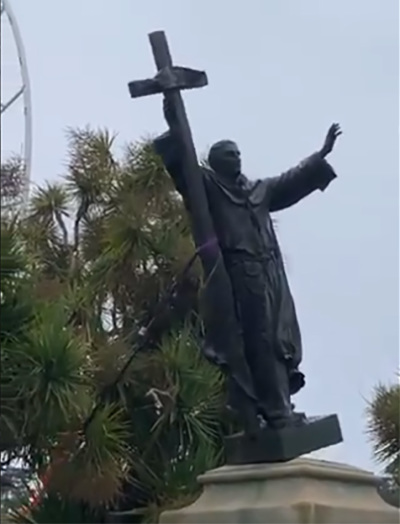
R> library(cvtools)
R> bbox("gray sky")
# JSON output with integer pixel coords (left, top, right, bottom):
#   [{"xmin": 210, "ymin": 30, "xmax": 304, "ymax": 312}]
[{"xmin": 2, "ymin": 0, "xmax": 399, "ymax": 472}]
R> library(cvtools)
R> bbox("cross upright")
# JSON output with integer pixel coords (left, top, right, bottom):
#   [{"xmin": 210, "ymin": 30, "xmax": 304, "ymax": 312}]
[
  {"xmin": 128, "ymin": 31, "xmax": 260, "ymax": 429},
  {"xmin": 128, "ymin": 31, "xmax": 215, "ymax": 260}
]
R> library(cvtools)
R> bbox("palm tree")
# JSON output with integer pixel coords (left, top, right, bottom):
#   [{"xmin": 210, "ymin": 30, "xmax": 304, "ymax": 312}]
[
  {"xmin": 366, "ymin": 378, "xmax": 400, "ymax": 509},
  {"xmin": 0, "ymin": 155, "xmax": 26, "ymax": 214},
  {"xmin": 0, "ymin": 160, "xmax": 132, "ymax": 522},
  {"xmin": 2, "ymin": 127, "xmax": 226, "ymax": 522},
  {"xmin": 367, "ymin": 379, "xmax": 400, "ymax": 484}
]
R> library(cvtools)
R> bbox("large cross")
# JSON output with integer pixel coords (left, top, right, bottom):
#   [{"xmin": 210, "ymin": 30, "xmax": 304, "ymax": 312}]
[
  {"xmin": 128, "ymin": 31, "xmax": 257, "ymax": 408},
  {"xmin": 128, "ymin": 31, "xmax": 215, "ymax": 268}
]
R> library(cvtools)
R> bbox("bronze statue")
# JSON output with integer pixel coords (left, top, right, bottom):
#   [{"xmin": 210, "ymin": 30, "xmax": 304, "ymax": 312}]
[
  {"xmin": 155, "ymin": 102, "xmax": 341, "ymax": 428},
  {"xmin": 128, "ymin": 31, "xmax": 343, "ymax": 462}
]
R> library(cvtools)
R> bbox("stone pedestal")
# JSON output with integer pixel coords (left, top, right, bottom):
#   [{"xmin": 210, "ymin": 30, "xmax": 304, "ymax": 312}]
[{"xmin": 160, "ymin": 458, "xmax": 399, "ymax": 523}]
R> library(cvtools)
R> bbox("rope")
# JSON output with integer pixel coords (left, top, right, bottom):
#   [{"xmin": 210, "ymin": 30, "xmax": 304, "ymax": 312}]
[{"xmin": 82, "ymin": 237, "xmax": 219, "ymax": 433}]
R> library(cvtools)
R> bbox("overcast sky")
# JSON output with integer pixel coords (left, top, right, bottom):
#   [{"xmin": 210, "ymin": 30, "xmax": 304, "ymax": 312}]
[{"xmin": 1, "ymin": 0, "xmax": 399, "ymax": 472}]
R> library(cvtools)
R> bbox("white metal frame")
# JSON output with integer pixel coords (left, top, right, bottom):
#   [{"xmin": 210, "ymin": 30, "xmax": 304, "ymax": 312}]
[{"xmin": 1, "ymin": 0, "xmax": 32, "ymax": 206}]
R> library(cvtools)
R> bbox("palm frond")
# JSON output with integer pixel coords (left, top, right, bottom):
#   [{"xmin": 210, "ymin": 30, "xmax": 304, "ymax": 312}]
[
  {"xmin": 123, "ymin": 138, "xmax": 174, "ymax": 200},
  {"xmin": 48, "ymin": 404, "xmax": 132, "ymax": 508},
  {"xmin": 1, "ymin": 155, "xmax": 26, "ymax": 210},
  {"xmin": 367, "ymin": 380, "xmax": 400, "ymax": 483},
  {"xmin": 29, "ymin": 184, "xmax": 70, "ymax": 220},
  {"xmin": 139, "ymin": 441, "xmax": 221, "ymax": 523},
  {"xmin": 1, "ymin": 223, "xmax": 27, "ymax": 284},
  {"xmin": 65, "ymin": 127, "xmax": 117, "ymax": 206},
  {"xmin": 28, "ymin": 184, "xmax": 70, "ymax": 249},
  {"xmin": 3, "ymin": 305, "xmax": 92, "ymax": 444},
  {"xmin": 9, "ymin": 492, "xmax": 104, "ymax": 523}
]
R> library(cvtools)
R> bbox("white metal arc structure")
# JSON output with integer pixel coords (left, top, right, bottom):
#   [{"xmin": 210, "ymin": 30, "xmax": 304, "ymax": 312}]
[{"xmin": 1, "ymin": 0, "xmax": 32, "ymax": 206}]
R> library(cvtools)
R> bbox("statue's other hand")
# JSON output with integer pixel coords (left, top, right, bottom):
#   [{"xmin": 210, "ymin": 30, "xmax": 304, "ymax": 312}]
[{"xmin": 320, "ymin": 123, "xmax": 342, "ymax": 158}]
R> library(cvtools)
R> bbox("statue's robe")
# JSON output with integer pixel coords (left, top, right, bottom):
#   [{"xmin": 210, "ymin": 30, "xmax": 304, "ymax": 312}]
[{"xmin": 154, "ymin": 131, "xmax": 337, "ymax": 422}]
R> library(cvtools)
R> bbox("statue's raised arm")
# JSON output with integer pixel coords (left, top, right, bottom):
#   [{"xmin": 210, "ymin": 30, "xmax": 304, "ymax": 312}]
[
  {"xmin": 263, "ymin": 124, "xmax": 341, "ymax": 212},
  {"xmin": 153, "ymin": 130, "xmax": 188, "ymax": 198}
]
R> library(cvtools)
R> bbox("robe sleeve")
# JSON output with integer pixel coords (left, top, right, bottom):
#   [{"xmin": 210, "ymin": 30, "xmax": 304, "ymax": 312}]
[
  {"xmin": 263, "ymin": 152, "xmax": 337, "ymax": 212},
  {"xmin": 153, "ymin": 131, "xmax": 188, "ymax": 198}
]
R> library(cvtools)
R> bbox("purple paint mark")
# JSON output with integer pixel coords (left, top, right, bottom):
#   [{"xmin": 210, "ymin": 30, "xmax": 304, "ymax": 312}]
[{"xmin": 197, "ymin": 237, "xmax": 219, "ymax": 257}]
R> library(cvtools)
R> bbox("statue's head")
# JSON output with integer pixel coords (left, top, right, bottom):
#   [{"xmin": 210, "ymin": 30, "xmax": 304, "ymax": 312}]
[{"xmin": 208, "ymin": 140, "xmax": 241, "ymax": 177}]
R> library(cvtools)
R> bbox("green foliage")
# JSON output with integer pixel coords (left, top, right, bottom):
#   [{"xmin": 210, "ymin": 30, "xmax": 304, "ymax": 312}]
[
  {"xmin": 367, "ymin": 379, "xmax": 400, "ymax": 485},
  {"xmin": 1, "ymin": 222, "xmax": 35, "ymax": 456},
  {"xmin": 9, "ymin": 493, "xmax": 105, "ymax": 523},
  {"xmin": 1, "ymin": 127, "xmax": 225, "ymax": 521},
  {"xmin": 0, "ymin": 155, "xmax": 26, "ymax": 212},
  {"xmin": 6, "ymin": 307, "xmax": 92, "ymax": 441},
  {"xmin": 0, "ymin": 223, "xmax": 33, "ymax": 343}
]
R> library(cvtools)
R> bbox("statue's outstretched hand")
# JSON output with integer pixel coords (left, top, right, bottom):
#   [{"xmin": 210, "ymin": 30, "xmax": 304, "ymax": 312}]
[{"xmin": 320, "ymin": 123, "xmax": 342, "ymax": 158}]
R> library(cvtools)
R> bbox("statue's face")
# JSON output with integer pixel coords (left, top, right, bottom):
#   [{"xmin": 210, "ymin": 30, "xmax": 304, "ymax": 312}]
[{"xmin": 208, "ymin": 140, "xmax": 241, "ymax": 177}]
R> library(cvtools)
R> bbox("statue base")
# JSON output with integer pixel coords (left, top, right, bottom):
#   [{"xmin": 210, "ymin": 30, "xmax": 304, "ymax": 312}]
[
  {"xmin": 159, "ymin": 458, "xmax": 400, "ymax": 523},
  {"xmin": 225, "ymin": 413, "xmax": 342, "ymax": 464}
]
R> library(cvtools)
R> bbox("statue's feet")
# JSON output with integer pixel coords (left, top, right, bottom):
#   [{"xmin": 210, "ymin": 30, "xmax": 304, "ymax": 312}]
[
  {"xmin": 224, "ymin": 413, "xmax": 343, "ymax": 464},
  {"xmin": 225, "ymin": 402, "xmax": 261, "ymax": 439},
  {"xmin": 267, "ymin": 410, "xmax": 308, "ymax": 430}
]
